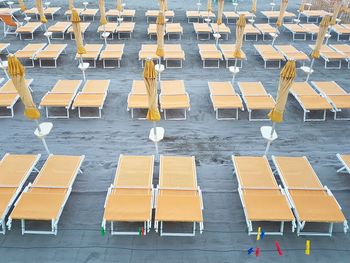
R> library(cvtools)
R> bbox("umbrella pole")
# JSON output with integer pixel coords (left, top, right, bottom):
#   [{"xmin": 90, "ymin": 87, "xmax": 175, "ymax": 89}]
[
  {"xmin": 264, "ymin": 122, "xmax": 276, "ymax": 156},
  {"xmin": 231, "ymin": 58, "xmax": 239, "ymax": 84},
  {"xmin": 103, "ymin": 25, "xmax": 107, "ymax": 45},
  {"xmin": 35, "ymin": 120, "xmax": 51, "ymax": 155},
  {"xmin": 153, "ymin": 121, "xmax": 159, "ymax": 160},
  {"xmin": 79, "ymin": 55, "xmax": 87, "ymax": 82},
  {"xmin": 306, "ymin": 58, "xmax": 315, "ymax": 82}
]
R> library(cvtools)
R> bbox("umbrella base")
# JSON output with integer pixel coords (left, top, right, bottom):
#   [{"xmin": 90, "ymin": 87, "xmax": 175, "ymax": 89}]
[{"xmin": 149, "ymin": 127, "xmax": 165, "ymax": 143}]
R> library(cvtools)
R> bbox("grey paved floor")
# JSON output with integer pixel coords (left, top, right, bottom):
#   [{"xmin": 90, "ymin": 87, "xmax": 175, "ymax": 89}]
[{"xmin": 1, "ymin": 0, "xmax": 350, "ymax": 262}]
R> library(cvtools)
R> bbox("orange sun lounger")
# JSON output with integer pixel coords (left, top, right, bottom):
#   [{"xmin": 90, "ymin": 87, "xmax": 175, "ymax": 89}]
[
  {"xmin": 208, "ymin": 81, "xmax": 244, "ymax": 120},
  {"xmin": 232, "ymin": 156, "xmax": 295, "ymax": 235},
  {"xmin": 336, "ymin": 154, "xmax": 350, "ymax": 175},
  {"xmin": 160, "ymin": 80, "xmax": 191, "ymax": 120},
  {"xmin": 311, "ymin": 81, "xmax": 350, "ymax": 120},
  {"xmin": 35, "ymin": 44, "xmax": 67, "ymax": 68},
  {"xmin": 330, "ymin": 44, "xmax": 350, "ymax": 69},
  {"xmin": 219, "ymin": 44, "xmax": 247, "ymax": 68},
  {"xmin": 155, "ymin": 156, "xmax": 203, "ymax": 236},
  {"xmin": 15, "ymin": 21, "xmax": 42, "ymax": 40},
  {"xmin": 102, "ymin": 155, "xmax": 154, "ymax": 235},
  {"xmin": 275, "ymin": 45, "xmax": 309, "ymax": 65},
  {"xmin": 127, "ymin": 80, "xmax": 148, "ymax": 119},
  {"xmin": 47, "ymin": 21, "xmax": 71, "ymax": 39},
  {"xmin": 0, "ymin": 154, "xmax": 41, "ymax": 234},
  {"xmin": 238, "ymin": 81, "xmax": 275, "ymax": 121},
  {"xmin": 254, "ymin": 44, "xmax": 285, "ymax": 69},
  {"xmin": 15, "ymin": 43, "xmax": 47, "ymax": 67},
  {"xmin": 39, "ymin": 80, "xmax": 82, "ymax": 118},
  {"xmin": 99, "ymin": 44, "xmax": 124, "ymax": 68},
  {"xmin": 290, "ymin": 82, "xmax": 333, "ymax": 121},
  {"xmin": 198, "ymin": 44, "xmax": 223, "ymax": 68},
  {"xmin": 272, "ymin": 156, "xmax": 348, "ymax": 236},
  {"xmin": 7, "ymin": 155, "xmax": 85, "ymax": 235},
  {"xmin": 309, "ymin": 45, "xmax": 347, "ymax": 69},
  {"xmin": 105, "ymin": 9, "xmax": 136, "ymax": 21},
  {"xmin": 0, "ymin": 79, "xmax": 33, "ymax": 118},
  {"xmin": 193, "ymin": 22, "xmax": 212, "ymax": 40},
  {"xmin": 72, "ymin": 80, "xmax": 110, "ymax": 118}
]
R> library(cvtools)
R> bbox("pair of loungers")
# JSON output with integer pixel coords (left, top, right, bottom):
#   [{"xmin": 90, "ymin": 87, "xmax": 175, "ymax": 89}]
[
  {"xmin": 308, "ymin": 45, "xmax": 347, "ymax": 69},
  {"xmin": 127, "ymin": 80, "xmax": 190, "ymax": 120},
  {"xmin": 39, "ymin": 79, "xmax": 110, "ymax": 118},
  {"xmin": 299, "ymin": 10, "xmax": 331, "ymax": 23},
  {"xmin": 15, "ymin": 43, "xmax": 67, "ymax": 68},
  {"xmin": 24, "ymin": 7, "xmax": 61, "ymax": 20},
  {"xmin": 1, "ymin": 154, "xmax": 84, "ymax": 235},
  {"xmin": 48, "ymin": 21, "xmax": 91, "ymax": 40},
  {"xmin": 102, "ymin": 155, "xmax": 203, "ymax": 236},
  {"xmin": 64, "ymin": 8, "xmax": 98, "ymax": 21},
  {"xmin": 233, "ymin": 156, "xmax": 348, "ymax": 236},
  {"xmin": 186, "ymin": 10, "xmax": 215, "ymax": 23},
  {"xmin": 261, "ymin": 10, "xmax": 296, "ymax": 24},
  {"xmin": 105, "ymin": 9, "xmax": 136, "ymax": 21},
  {"xmin": 138, "ymin": 44, "xmax": 185, "ymax": 68},
  {"xmin": 147, "ymin": 23, "xmax": 183, "ymax": 40},
  {"xmin": 284, "ymin": 23, "xmax": 320, "ymax": 41},
  {"xmin": 330, "ymin": 24, "xmax": 350, "ymax": 41},
  {"xmin": 145, "ymin": 10, "xmax": 175, "ymax": 23},
  {"xmin": 223, "ymin": 11, "xmax": 255, "ymax": 24}
]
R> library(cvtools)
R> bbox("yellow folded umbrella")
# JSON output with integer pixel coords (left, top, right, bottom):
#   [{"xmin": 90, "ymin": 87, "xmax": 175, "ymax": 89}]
[
  {"xmin": 217, "ymin": 0, "xmax": 224, "ymax": 25},
  {"xmin": 276, "ymin": 0, "xmax": 288, "ymax": 27},
  {"xmin": 164, "ymin": 0, "xmax": 168, "ymax": 11},
  {"xmin": 207, "ymin": 0, "xmax": 212, "ymax": 12},
  {"xmin": 68, "ymin": 0, "xmax": 74, "ymax": 10},
  {"xmin": 36, "ymin": 0, "xmax": 47, "ymax": 24},
  {"xmin": 268, "ymin": 60, "xmax": 296, "ymax": 123},
  {"xmin": 117, "ymin": 0, "xmax": 123, "ymax": 12},
  {"xmin": 18, "ymin": 0, "xmax": 26, "ymax": 12},
  {"xmin": 252, "ymin": 0, "xmax": 257, "ymax": 14},
  {"xmin": 330, "ymin": 0, "xmax": 342, "ymax": 25},
  {"xmin": 299, "ymin": 2, "xmax": 305, "ymax": 13},
  {"xmin": 156, "ymin": 12, "xmax": 165, "ymax": 58},
  {"xmin": 143, "ymin": 60, "xmax": 161, "ymax": 122},
  {"xmin": 99, "ymin": 0, "xmax": 107, "ymax": 26},
  {"xmin": 7, "ymin": 55, "xmax": 40, "ymax": 120},
  {"xmin": 311, "ymin": 15, "xmax": 331, "ymax": 59},
  {"xmin": 71, "ymin": 9, "xmax": 86, "ymax": 56},
  {"xmin": 233, "ymin": 14, "xmax": 246, "ymax": 59},
  {"xmin": 159, "ymin": 0, "xmax": 165, "ymax": 12}
]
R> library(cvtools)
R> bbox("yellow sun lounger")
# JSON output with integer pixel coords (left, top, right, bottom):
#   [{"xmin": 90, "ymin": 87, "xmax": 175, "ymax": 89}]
[
  {"xmin": 186, "ymin": 10, "xmax": 201, "ymax": 23},
  {"xmin": 116, "ymin": 22, "xmax": 135, "ymax": 39},
  {"xmin": 15, "ymin": 22, "xmax": 42, "ymax": 40},
  {"xmin": 163, "ymin": 44, "xmax": 185, "ymax": 68},
  {"xmin": 97, "ymin": 22, "xmax": 118, "ymax": 39},
  {"xmin": 72, "ymin": 80, "xmax": 110, "ymax": 118},
  {"xmin": 232, "ymin": 156, "xmax": 295, "ymax": 235},
  {"xmin": 36, "ymin": 44, "xmax": 67, "ymax": 68},
  {"xmin": 138, "ymin": 44, "xmax": 158, "ymax": 67},
  {"xmin": 261, "ymin": 10, "xmax": 296, "ymax": 24},
  {"xmin": 272, "ymin": 156, "xmax": 348, "ymax": 236},
  {"xmin": 238, "ymin": 81, "xmax": 275, "ymax": 121},
  {"xmin": 67, "ymin": 22, "xmax": 90, "ymax": 40},
  {"xmin": 208, "ymin": 81, "xmax": 244, "ymax": 120},
  {"xmin": 0, "ymin": 42, "xmax": 9, "ymax": 54},
  {"xmin": 299, "ymin": 23, "xmax": 319, "ymax": 40},
  {"xmin": 198, "ymin": 44, "xmax": 223, "ymax": 68},
  {"xmin": 193, "ymin": 22, "xmax": 212, "ymax": 40},
  {"xmin": 275, "ymin": 45, "xmax": 309, "ymax": 65},
  {"xmin": 244, "ymin": 24, "xmax": 261, "ymax": 41},
  {"xmin": 14, "ymin": 43, "xmax": 47, "ymax": 67},
  {"xmin": 309, "ymin": 45, "xmax": 347, "ymax": 69},
  {"xmin": 80, "ymin": 8, "xmax": 98, "ymax": 21},
  {"xmin": 290, "ymin": 82, "xmax": 333, "ymax": 121},
  {"xmin": 254, "ymin": 23, "xmax": 279, "ymax": 40},
  {"xmin": 254, "ymin": 44, "xmax": 285, "ymax": 69},
  {"xmin": 155, "ymin": 156, "xmax": 203, "ymax": 236},
  {"xmin": 336, "ymin": 154, "xmax": 350, "ymax": 175},
  {"xmin": 75, "ymin": 44, "xmax": 103, "ymax": 68},
  {"xmin": 199, "ymin": 11, "xmax": 216, "ymax": 21},
  {"xmin": 300, "ymin": 10, "xmax": 330, "ymax": 23},
  {"xmin": 283, "ymin": 23, "xmax": 308, "ymax": 41},
  {"xmin": 7, "ymin": 155, "xmax": 85, "ymax": 235},
  {"xmin": 102, "ymin": 155, "xmax": 154, "ymax": 235},
  {"xmin": 160, "ymin": 80, "xmax": 190, "ymax": 120},
  {"xmin": 0, "ymin": 154, "xmax": 41, "ymax": 234},
  {"xmin": 39, "ymin": 80, "xmax": 82, "ymax": 118},
  {"xmin": 330, "ymin": 44, "xmax": 350, "ymax": 68},
  {"xmin": 219, "ymin": 44, "xmax": 247, "ymax": 68},
  {"xmin": 311, "ymin": 81, "xmax": 350, "ymax": 120},
  {"xmin": 105, "ymin": 9, "xmax": 136, "ymax": 21},
  {"xmin": 166, "ymin": 23, "xmax": 183, "ymax": 40},
  {"xmin": 147, "ymin": 23, "xmax": 157, "ymax": 38},
  {"xmin": 127, "ymin": 80, "xmax": 148, "ymax": 119},
  {"xmin": 99, "ymin": 44, "xmax": 124, "ymax": 68},
  {"xmin": 145, "ymin": 10, "xmax": 175, "ymax": 23},
  {"xmin": 0, "ymin": 79, "xmax": 33, "ymax": 118},
  {"xmin": 210, "ymin": 23, "xmax": 231, "ymax": 40},
  {"xmin": 24, "ymin": 7, "xmax": 61, "ymax": 20},
  {"xmin": 47, "ymin": 21, "xmax": 71, "ymax": 39}
]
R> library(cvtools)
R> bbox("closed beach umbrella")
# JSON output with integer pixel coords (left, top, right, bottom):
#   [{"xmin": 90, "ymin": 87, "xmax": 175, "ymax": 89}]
[
  {"xmin": 268, "ymin": 60, "xmax": 297, "ymax": 123},
  {"xmin": 251, "ymin": 0, "xmax": 257, "ymax": 14},
  {"xmin": 207, "ymin": 0, "xmax": 212, "ymax": 12},
  {"xmin": 71, "ymin": 9, "xmax": 86, "ymax": 61},
  {"xmin": 7, "ymin": 55, "xmax": 40, "ymax": 120},
  {"xmin": 276, "ymin": 0, "xmax": 288, "ymax": 27},
  {"xmin": 156, "ymin": 11, "xmax": 165, "ymax": 58},
  {"xmin": 117, "ymin": 0, "xmax": 123, "ymax": 12},
  {"xmin": 36, "ymin": 0, "xmax": 47, "ymax": 24},
  {"xmin": 164, "ymin": 0, "xmax": 168, "ymax": 11},
  {"xmin": 330, "ymin": 0, "xmax": 342, "ymax": 25},
  {"xmin": 159, "ymin": 0, "xmax": 165, "ymax": 12},
  {"xmin": 217, "ymin": 0, "xmax": 224, "ymax": 25},
  {"xmin": 299, "ymin": 2, "xmax": 305, "ymax": 12},
  {"xmin": 68, "ymin": 0, "xmax": 74, "ymax": 10},
  {"xmin": 143, "ymin": 60, "xmax": 161, "ymax": 122},
  {"xmin": 98, "ymin": 0, "xmax": 107, "ymax": 26},
  {"xmin": 311, "ymin": 15, "xmax": 331, "ymax": 59},
  {"xmin": 233, "ymin": 14, "xmax": 246, "ymax": 59},
  {"xmin": 18, "ymin": 0, "xmax": 26, "ymax": 12}
]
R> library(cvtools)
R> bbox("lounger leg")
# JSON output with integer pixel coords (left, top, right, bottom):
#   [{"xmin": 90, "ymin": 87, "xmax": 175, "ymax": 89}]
[
  {"xmin": 164, "ymin": 109, "xmax": 167, "ymax": 120},
  {"xmin": 160, "ymin": 221, "xmax": 163, "ymax": 236},
  {"xmin": 0, "ymin": 221, "xmax": 5, "ymax": 234},
  {"xmin": 21, "ymin": 219, "xmax": 25, "ymax": 235},
  {"xmin": 280, "ymin": 221, "xmax": 284, "ymax": 234},
  {"xmin": 192, "ymin": 222, "xmax": 196, "ymax": 236},
  {"xmin": 329, "ymin": 223, "xmax": 333, "ymax": 236},
  {"xmin": 337, "ymin": 166, "xmax": 346, "ymax": 173}
]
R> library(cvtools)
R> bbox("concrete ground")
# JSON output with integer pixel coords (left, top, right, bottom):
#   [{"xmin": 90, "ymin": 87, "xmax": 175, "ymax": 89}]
[{"xmin": 0, "ymin": 0, "xmax": 350, "ymax": 262}]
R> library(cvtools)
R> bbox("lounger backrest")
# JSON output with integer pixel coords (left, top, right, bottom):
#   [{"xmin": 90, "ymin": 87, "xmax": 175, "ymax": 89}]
[
  {"xmin": 312, "ymin": 81, "xmax": 347, "ymax": 95},
  {"xmin": 0, "ymin": 79, "xmax": 32, "ymax": 93},
  {"xmin": 141, "ymin": 44, "xmax": 157, "ymax": 51},
  {"xmin": 198, "ymin": 44, "xmax": 217, "ymax": 51},
  {"xmin": 238, "ymin": 82, "xmax": 268, "ymax": 96},
  {"xmin": 219, "ymin": 44, "xmax": 236, "ymax": 51},
  {"xmin": 273, "ymin": 156, "xmax": 323, "ymax": 189},
  {"xmin": 85, "ymin": 44, "xmax": 103, "ymax": 52},
  {"xmin": 22, "ymin": 43, "xmax": 46, "ymax": 52},
  {"xmin": 290, "ymin": 82, "xmax": 318, "ymax": 96},
  {"xmin": 208, "ymin": 82, "xmax": 235, "ymax": 95},
  {"xmin": 44, "ymin": 44, "xmax": 66, "ymax": 52},
  {"xmin": 331, "ymin": 44, "xmax": 350, "ymax": 54},
  {"xmin": 82, "ymin": 80, "xmax": 110, "ymax": 93},
  {"xmin": 51, "ymin": 80, "xmax": 82, "ymax": 93},
  {"xmin": 232, "ymin": 156, "xmax": 277, "ymax": 188},
  {"xmin": 275, "ymin": 45, "xmax": 298, "ymax": 53},
  {"xmin": 32, "ymin": 155, "xmax": 83, "ymax": 188},
  {"xmin": 0, "ymin": 14, "xmax": 17, "ymax": 27},
  {"xmin": 160, "ymin": 80, "xmax": 185, "ymax": 95},
  {"xmin": 0, "ymin": 154, "xmax": 39, "ymax": 186}
]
